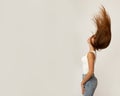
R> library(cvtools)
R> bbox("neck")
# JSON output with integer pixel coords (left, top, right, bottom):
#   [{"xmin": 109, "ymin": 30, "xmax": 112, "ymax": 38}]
[{"xmin": 89, "ymin": 44, "xmax": 95, "ymax": 52}]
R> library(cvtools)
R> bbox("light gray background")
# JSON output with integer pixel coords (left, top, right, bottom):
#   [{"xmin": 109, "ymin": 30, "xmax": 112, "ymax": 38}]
[{"xmin": 0, "ymin": 0, "xmax": 119, "ymax": 96}]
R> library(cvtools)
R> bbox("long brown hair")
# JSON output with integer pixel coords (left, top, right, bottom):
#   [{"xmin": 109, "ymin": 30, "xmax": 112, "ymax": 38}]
[{"xmin": 91, "ymin": 5, "xmax": 111, "ymax": 50}]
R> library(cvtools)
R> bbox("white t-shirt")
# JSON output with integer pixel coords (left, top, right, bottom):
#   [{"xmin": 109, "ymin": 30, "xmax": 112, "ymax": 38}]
[{"xmin": 81, "ymin": 50, "xmax": 96, "ymax": 74}]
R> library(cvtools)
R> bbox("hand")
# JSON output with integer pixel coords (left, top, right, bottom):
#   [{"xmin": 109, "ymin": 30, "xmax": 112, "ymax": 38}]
[
  {"xmin": 81, "ymin": 83, "xmax": 85, "ymax": 94},
  {"xmin": 81, "ymin": 85, "xmax": 85, "ymax": 94}
]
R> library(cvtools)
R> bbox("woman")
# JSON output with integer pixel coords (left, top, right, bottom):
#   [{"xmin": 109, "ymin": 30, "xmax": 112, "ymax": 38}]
[{"xmin": 81, "ymin": 5, "xmax": 111, "ymax": 96}]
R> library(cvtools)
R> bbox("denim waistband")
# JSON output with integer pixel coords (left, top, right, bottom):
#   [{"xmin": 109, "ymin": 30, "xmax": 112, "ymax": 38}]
[{"xmin": 82, "ymin": 73, "xmax": 95, "ymax": 79}]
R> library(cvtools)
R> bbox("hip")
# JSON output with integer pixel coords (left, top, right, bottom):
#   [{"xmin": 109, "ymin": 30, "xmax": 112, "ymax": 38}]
[{"xmin": 82, "ymin": 73, "xmax": 98, "ymax": 86}]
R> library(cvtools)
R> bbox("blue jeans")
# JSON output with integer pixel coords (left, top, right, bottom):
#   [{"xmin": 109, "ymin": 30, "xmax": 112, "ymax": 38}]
[{"xmin": 82, "ymin": 74, "xmax": 98, "ymax": 96}]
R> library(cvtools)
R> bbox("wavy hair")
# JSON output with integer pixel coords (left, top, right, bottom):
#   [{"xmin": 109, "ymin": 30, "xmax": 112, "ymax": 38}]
[{"xmin": 91, "ymin": 5, "xmax": 111, "ymax": 50}]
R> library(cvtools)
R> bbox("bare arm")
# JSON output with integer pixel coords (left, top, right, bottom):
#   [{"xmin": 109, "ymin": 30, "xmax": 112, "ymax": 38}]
[{"xmin": 81, "ymin": 52, "xmax": 95, "ymax": 85}]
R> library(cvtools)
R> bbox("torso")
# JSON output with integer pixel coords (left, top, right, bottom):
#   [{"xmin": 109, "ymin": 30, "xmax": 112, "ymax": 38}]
[{"xmin": 81, "ymin": 50, "xmax": 96, "ymax": 74}]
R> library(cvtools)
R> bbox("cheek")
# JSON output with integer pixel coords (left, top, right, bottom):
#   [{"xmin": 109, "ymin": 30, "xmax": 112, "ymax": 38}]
[{"xmin": 91, "ymin": 38, "xmax": 95, "ymax": 44}]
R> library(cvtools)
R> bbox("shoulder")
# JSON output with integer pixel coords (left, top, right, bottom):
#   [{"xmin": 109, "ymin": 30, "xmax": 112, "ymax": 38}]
[{"xmin": 87, "ymin": 52, "xmax": 96, "ymax": 59}]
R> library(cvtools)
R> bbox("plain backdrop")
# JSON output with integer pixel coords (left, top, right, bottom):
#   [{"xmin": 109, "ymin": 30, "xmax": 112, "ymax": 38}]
[{"xmin": 0, "ymin": 0, "xmax": 120, "ymax": 96}]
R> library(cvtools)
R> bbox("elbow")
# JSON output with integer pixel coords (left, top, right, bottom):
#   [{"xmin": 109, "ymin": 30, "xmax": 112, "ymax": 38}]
[{"xmin": 88, "ymin": 71, "xmax": 94, "ymax": 76}]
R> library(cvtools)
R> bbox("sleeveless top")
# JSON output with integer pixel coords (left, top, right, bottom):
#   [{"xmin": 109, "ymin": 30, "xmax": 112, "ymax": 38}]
[{"xmin": 81, "ymin": 50, "xmax": 96, "ymax": 74}]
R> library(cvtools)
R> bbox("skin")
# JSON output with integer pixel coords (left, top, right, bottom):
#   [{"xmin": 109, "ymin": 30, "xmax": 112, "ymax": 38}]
[{"xmin": 81, "ymin": 35, "xmax": 96, "ymax": 94}]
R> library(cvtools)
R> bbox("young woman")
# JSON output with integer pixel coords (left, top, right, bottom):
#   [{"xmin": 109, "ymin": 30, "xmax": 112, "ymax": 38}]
[{"xmin": 81, "ymin": 5, "xmax": 111, "ymax": 96}]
